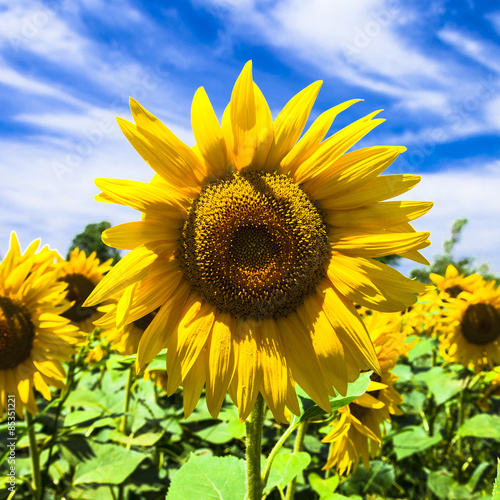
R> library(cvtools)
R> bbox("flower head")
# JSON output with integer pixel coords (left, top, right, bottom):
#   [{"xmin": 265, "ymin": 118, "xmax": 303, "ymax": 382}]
[
  {"xmin": 322, "ymin": 311, "xmax": 416, "ymax": 474},
  {"xmin": 439, "ymin": 280, "xmax": 500, "ymax": 370},
  {"xmin": 85, "ymin": 61, "xmax": 432, "ymax": 421},
  {"xmin": 0, "ymin": 233, "xmax": 80, "ymax": 416}
]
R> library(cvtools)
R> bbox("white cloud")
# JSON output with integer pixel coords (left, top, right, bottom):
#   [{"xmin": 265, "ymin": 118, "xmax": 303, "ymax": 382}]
[{"xmin": 395, "ymin": 161, "xmax": 500, "ymax": 276}]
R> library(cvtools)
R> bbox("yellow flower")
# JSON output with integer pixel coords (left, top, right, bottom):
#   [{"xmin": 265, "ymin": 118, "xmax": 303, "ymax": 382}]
[
  {"xmin": 430, "ymin": 264, "xmax": 484, "ymax": 301},
  {"xmin": 439, "ymin": 280, "xmax": 500, "ymax": 370},
  {"xmin": 84, "ymin": 61, "xmax": 432, "ymax": 422},
  {"xmin": 0, "ymin": 233, "xmax": 80, "ymax": 416},
  {"xmin": 58, "ymin": 248, "xmax": 113, "ymax": 333},
  {"xmin": 322, "ymin": 311, "xmax": 416, "ymax": 474}
]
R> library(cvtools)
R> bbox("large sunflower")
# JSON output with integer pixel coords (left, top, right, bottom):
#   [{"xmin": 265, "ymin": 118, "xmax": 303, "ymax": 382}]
[
  {"xmin": 439, "ymin": 281, "xmax": 500, "ymax": 370},
  {"xmin": 58, "ymin": 248, "xmax": 113, "ymax": 332},
  {"xmin": 85, "ymin": 61, "xmax": 432, "ymax": 422},
  {"xmin": 322, "ymin": 311, "xmax": 415, "ymax": 474},
  {"xmin": 0, "ymin": 234, "xmax": 80, "ymax": 416}
]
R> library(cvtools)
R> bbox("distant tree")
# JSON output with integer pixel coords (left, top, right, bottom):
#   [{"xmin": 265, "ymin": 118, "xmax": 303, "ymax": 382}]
[
  {"xmin": 410, "ymin": 218, "xmax": 498, "ymax": 283},
  {"xmin": 67, "ymin": 221, "xmax": 121, "ymax": 265},
  {"xmin": 376, "ymin": 254, "xmax": 402, "ymax": 267}
]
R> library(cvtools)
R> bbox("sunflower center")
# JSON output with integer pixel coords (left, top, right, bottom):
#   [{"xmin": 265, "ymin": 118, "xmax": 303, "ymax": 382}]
[
  {"xmin": 0, "ymin": 296, "xmax": 35, "ymax": 370},
  {"xmin": 461, "ymin": 303, "xmax": 500, "ymax": 345},
  {"xmin": 179, "ymin": 170, "xmax": 329, "ymax": 320},
  {"xmin": 59, "ymin": 273, "xmax": 97, "ymax": 323},
  {"xmin": 445, "ymin": 285, "xmax": 464, "ymax": 298}
]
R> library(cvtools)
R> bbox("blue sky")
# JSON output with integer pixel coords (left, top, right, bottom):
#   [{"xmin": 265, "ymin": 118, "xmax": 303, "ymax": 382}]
[{"xmin": 1, "ymin": 0, "xmax": 499, "ymax": 276}]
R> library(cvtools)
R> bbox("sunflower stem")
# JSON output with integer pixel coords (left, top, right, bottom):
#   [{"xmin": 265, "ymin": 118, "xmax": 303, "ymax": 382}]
[
  {"xmin": 120, "ymin": 365, "xmax": 134, "ymax": 435},
  {"xmin": 26, "ymin": 410, "xmax": 41, "ymax": 500},
  {"xmin": 261, "ymin": 419, "xmax": 300, "ymax": 490},
  {"xmin": 285, "ymin": 421, "xmax": 308, "ymax": 500},
  {"xmin": 245, "ymin": 394, "xmax": 265, "ymax": 500}
]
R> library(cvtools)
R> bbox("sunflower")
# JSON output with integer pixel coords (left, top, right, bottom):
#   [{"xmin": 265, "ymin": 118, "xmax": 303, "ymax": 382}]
[
  {"xmin": 0, "ymin": 233, "xmax": 80, "ymax": 416},
  {"xmin": 84, "ymin": 61, "xmax": 432, "ymax": 422},
  {"xmin": 58, "ymin": 248, "xmax": 113, "ymax": 332},
  {"xmin": 430, "ymin": 264, "xmax": 484, "ymax": 300},
  {"xmin": 439, "ymin": 280, "xmax": 500, "ymax": 370},
  {"xmin": 322, "ymin": 311, "xmax": 416, "ymax": 474}
]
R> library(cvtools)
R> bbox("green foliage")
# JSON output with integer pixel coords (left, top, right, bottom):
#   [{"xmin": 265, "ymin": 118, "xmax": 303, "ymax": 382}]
[
  {"xmin": 166, "ymin": 455, "xmax": 246, "ymax": 500},
  {"xmin": 67, "ymin": 221, "xmax": 121, "ymax": 264}
]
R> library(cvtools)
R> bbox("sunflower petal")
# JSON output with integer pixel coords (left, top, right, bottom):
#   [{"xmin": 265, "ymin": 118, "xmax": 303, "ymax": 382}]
[{"xmin": 191, "ymin": 87, "xmax": 228, "ymax": 178}]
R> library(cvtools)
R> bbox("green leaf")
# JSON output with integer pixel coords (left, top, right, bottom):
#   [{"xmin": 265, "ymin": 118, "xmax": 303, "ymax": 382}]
[
  {"xmin": 408, "ymin": 336, "xmax": 438, "ymax": 362},
  {"xmin": 415, "ymin": 366, "xmax": 469, "ymax": 405},
  {"xmin": 196, "ymin": 422, "xmax": 237, "ymax": 444},
  {"xmin": 294, "ymin": 371, "xmax": 372, "ymax": 424},
  {"xmin": 493, "ymin": 459, "xmax": 500, "ymax": 500},
  {"xmin": 428, "ymin": 471, "xmax": 457, "ymax": 499},
  {"xmin": 391, "ymin": 426, "xmax": 442, "ymax": 460},
  {"xmin": 107, "ymin": 431, "xmax": 163, "ymax": 447},
  {"xmin": 73, "ymin": 442, "xmax": 146, "ymax": 485},
  {"xmin": 263, "ymin": 452, "xmax": 311, "ymax": 493},
  {"xmin": 166, "ymin": 454, "xmax": 246, "ymax": 500},
  {"xmin": 458, "ymin": 414, "xmax": 500, "ymax": 440},
  {"xmin": 309, "ymin": 472, "xmax": 340, "ymax": 498},
  {"xmin": 64, "ymin": 410, "xmax": 104, "ymax": 427}
]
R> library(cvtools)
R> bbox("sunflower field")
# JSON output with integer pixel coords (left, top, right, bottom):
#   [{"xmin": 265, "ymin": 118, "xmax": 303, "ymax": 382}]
[{"xmin": 1, "ymin": 62, "xmax": 500, "ymax": 500}]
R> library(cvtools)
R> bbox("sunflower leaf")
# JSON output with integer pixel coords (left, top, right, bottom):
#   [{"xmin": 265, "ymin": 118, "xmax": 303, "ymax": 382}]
[
  {"xmin": 294, "ymin": 371, "xmax": 372, "ymax": 423},
  {"xmin": 458, "ymin": 414, "xmax": 500, "ymax": 440},
  {"xmin": 166, "ymin": 454, "xmax": 246, "ymax": 500}
]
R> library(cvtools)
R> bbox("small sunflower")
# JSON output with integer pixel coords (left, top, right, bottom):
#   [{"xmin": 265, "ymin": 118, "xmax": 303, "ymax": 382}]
[
  {"xmin": 58, "ymin": 248, "xmax": 113, "ymax": 332},
  {"xmin": 439, "ymin": 280, "xmax": 500, "ymax": 370},
  {"xmin": 430, "ymin": 264, "xmax": 484, "ymax": 300},
  {"xmin": 322, "ymin": 311, "xmax": 416, "ymax": 475},
  {"xmin": 0, "ymin": 233, "xmax": 80, "ymax": 416},
  {"xmin": 85, "ymin": 61, "xmax": 432, "ymax": 422}
]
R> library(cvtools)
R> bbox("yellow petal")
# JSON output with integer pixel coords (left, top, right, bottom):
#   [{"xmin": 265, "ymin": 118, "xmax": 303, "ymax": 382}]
[
  {"xmin": 298, "ymin": 296, "xmax": 348, "ymax": 396},
  {"xmin": 191, "ymin": 87, "xmax": 228, "ymax": 178},
  {"xmin": 230, "ymin": 318, "xmax": 262, "ymax": 421},
  {"xmin": 326, "ymin": 201, "xmax": 434, "ymax": 229},
  {"xmin": 277, "ymin": 314, "xmax": 332, "ymax": 412},
  {"xmin": 329, "ymin": 229, "xmax": 431, "ymax": 258},
  {"xmin": 117, "ymin": 117, "xmax": 202, "ymax": 196},
  {"xmin": 136, "ymin": 280, "xmax": 191, "ymax": 372},
  {"xmin": 280, "ymin": 99, "xmax": 362, "ymax": 174},
  {"xmin": 205, "ymin": 312, "xmax": 236, "ymax": 418},
  {"xmin": 84, "ymin": 246, "xmax": 158, "ymax": 307},
  {"xmin": 327, "ymin": 252, "xmax": 428, "ymax": 311},
  {"xmin": 259, "ymin": 318, "xmax": 288, "ymax": 423},
  {"xmin": 102, "ymin": 220, "xmax": 180, "ymax": 251},
  {"xmin": 291, "ymin": 111, "xmax": 384, "ymax": 184},
  {"xmin": 318, "ymin": 282, "xmax": 380, "ymax": 374},
  {"xmin": 167, "ymin": 294, "xmax": 215, "ymax": 382},
  {"xmin": 264, "ymin": 81, "xmax": 322, "ymax": 170},
  {"xmin": 302, "ymin": 146, "xmax": 406, "ymax": 199},
  {"xmin": 182, "ymin": 351, "xmax": 207, "ymax": 419},
  {"xmin": 228, "ymin": 61, "xmax": 273, "ymax": 170},
  {"xmin": 319, "ymin": 174, "xmax": 421, "ymax": 211}
]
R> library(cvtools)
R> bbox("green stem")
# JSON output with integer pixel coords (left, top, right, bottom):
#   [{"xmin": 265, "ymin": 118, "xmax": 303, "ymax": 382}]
[
  {"xmin": 41, "ymin": 358, "xmax": 77, "ymax": 497},
  {"xmin": 245, "ymin": 394, "xmax": 265, "ymax": 500},
  {"xmin": 285, "ymin": 421, "xmax": 308, "ymax": 500},
  {"xmin": 261, "ymin": 420, "xmax": 300, "ymax": 490},
  {"xmin": 457, "ymin": 389, "xmax": 465, "ymax": 455},
  {"xmin": 120, "ymin": 365, "xmax": 134, "ymax": 435},
  {"xmin": 26, "ymin": 410, "xmax": 41, "ymax": 500}
]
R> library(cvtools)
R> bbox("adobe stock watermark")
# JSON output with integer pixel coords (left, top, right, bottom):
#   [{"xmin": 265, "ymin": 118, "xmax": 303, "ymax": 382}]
[
  {"xmin": 341, "ymin": 0, "xmax": 401, "ymax": 61},
  {"xmin": 51, "ymin": 64, "xmax": 170, "ymax": 183},
  {"xmin": 8, "ymin": 0, "xmax": 69, "ymax": 52},
  {"xmin": 397, "ymin": 74, "xmax": 500, "ymax": 172}
]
